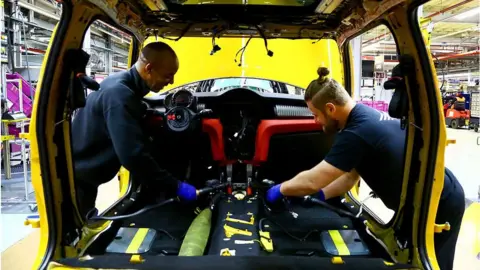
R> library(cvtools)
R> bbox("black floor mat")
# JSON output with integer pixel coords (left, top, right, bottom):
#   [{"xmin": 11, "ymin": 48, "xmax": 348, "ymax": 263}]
[
  {"xmin": 119, "ymin": 202, "xmax": 198, "ymax": 255},
  {"xmin": 56, "ymin": 255, "xmax": 418, "ymax": 270},
  {"xmin": 110, "ymin": 197, "xmax": 360, "ymax": 258},
  {"xmin": 260, "ymin": 204, "xmax": 355, "ymax": 256}
]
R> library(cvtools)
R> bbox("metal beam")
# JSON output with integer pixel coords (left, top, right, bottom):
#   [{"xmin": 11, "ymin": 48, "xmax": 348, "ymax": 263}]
[
  {"xmin": 436, "ymin": 49, "xmax": 480, "ymax": 60},
  {"xmin": 17, "ymin": 0, "xmax": 130, "ymax": 43},
  {"xmin": 431, "ymin": 26, "xmax": 480, "ymax": 40},
  {"xmin": 425, "ymin": 0, "xmax": 475, "ymax": 19},
  {"xmin": 5, "ymin": 15, "xmax": 53, "ymax": 32},
  {"xmin": 17, "ymin": 0, "xmax": 60, "ymax": 20}
]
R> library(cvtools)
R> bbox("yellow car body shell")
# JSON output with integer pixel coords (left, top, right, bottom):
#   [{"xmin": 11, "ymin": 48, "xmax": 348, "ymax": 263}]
[{"xmin": 24, "ymin": 0, "xmax": 455, "ymax": 269}]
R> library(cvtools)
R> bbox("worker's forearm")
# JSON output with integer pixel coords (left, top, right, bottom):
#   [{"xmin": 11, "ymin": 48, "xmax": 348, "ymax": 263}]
[
  {"xmin": 322, "ymin": 173, "xmax": 359, "ymax": 200},
  {"xmin": 280, "ymin": 170, "xmax": 318, "ymax": 196}
]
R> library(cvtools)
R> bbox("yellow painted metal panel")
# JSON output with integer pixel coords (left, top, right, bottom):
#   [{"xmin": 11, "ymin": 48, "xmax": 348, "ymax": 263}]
[
  {"xmin": 144, "ymin": 37, "xmax": 343, "ymax": 93},
  {"xmin": 145, "ymin": 37, "xmax": 243, "ymax": 90},
  {"xmin": 30, "ymin": 23, "xmax": 59, "ymax": 270},
  {"xmin": 242, "ymin": 38, "xmax": 343, "ymax": 89}
]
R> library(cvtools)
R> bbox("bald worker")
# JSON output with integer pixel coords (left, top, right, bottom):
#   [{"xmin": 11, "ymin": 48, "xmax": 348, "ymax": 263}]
[{"xmin": 72, "ymin": 42, "xmax": 197, "ymax": 217}]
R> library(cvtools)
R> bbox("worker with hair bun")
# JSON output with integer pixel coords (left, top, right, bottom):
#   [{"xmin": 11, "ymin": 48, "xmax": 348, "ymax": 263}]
[{"xmin": 266, "ymin": 67, "xmax": 465, "ymax": 270}]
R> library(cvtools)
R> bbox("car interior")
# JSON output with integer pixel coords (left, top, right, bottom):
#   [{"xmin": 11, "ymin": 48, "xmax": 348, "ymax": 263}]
[
  {"xmin": 35, "ymin": 0, "xmax": 439, "ymax": 269},
  {"xmin": 58, "ymin": 77, "xmax": 415, "ymax": 269}
]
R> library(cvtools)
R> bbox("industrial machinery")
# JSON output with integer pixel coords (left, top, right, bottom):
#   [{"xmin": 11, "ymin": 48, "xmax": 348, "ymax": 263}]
[
  {"xmin": 468, "ymin": 88, "xmax": 479, "ymax": 132},
  {"xmin": 444, "ymin": 92, "xmax": 471, "ymax": 129}
]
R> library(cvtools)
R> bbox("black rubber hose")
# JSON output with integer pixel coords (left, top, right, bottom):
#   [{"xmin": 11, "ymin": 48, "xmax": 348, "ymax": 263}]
[
  {"xmin": 86, "ymin": 198, "xmax": 177, "ymax": 221},
  {"xmin": 307, "ymin": 197, "xmax": 358, "ymax": 219},
  {"xmin": 86, "ymin": 183, "xmax": 227, "ymax": 222},
  {"xmin": 259, "ymin": 217, "xmax": 318, "ymax": 242}
]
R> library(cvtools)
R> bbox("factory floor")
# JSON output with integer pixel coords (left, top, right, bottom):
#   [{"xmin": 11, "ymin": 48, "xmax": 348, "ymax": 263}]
[{"xmin": 1, "ymin": 128, "xmax": 479, "ymax": 270}]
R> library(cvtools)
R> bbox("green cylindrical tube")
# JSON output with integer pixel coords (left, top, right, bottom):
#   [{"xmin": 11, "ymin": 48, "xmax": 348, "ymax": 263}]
[{"xmin": 178, "ymin": 208, "xmax": 212, "ymax": 256}]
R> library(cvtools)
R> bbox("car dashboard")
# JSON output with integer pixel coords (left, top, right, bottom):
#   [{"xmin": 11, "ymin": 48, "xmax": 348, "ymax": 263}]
[{"xmin": 142, "ymin": 87, "xmax": 315, "ymax": 163}]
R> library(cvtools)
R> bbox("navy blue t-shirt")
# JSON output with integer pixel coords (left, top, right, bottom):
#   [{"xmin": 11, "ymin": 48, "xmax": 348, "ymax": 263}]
[
  {"xmin": 324, "ymin": 104, "xmax": 455, "ymax": 209},
  {"xmin": 324, "ymin": 104, "xmax": 405, "ymax": 209}
]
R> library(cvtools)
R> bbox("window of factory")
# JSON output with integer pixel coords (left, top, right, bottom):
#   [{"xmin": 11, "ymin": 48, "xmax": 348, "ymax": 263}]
[
  {"xmin": 83, "ymin": 20, "xmax": 132, "ymax": 89},
  {"xmin": 348, "ymin": 24, "xmax": 399, "ymax": 225}
]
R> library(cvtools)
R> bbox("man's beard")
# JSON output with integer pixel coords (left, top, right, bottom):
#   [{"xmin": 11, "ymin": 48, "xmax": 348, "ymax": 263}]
[{"xmin": 322, "ymin": 116, "xmax": 340, "ymax": 134}]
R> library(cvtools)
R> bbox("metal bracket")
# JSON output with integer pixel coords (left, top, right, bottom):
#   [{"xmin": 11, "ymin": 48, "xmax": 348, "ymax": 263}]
[
  {"xmin": 246, "ymin": 164, "xmax": 252, "ymax": 186},
  {"xmin": 24, "ymin": 214, "xmax": 40, "ymax": 228},
  {"xmin": 395, "ymin": 239, "xmax": 408, "ymax": 250},
  {"xmin": 226, "ymin": 164, "xmax": 233, "ymax": 187},
  {"xmin": 446, "ymin": 138, "xmax": 456, "ymax": 146},
  {"xmin": 434, "ymin": 222, "xmax": 451, "ymax": 233}
]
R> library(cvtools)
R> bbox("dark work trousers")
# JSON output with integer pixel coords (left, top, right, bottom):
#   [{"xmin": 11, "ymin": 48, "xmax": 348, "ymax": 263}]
[
  {"xmin": 76, "ymin": 180, "xmax": 100, "ymax": 219},
  {"xmin": 75, "ymin": 176, "xmax": 167, "ymax": 219},
  {"xmin": 434, "ymin": 169, "xmax": 465, "ymax": 270}
]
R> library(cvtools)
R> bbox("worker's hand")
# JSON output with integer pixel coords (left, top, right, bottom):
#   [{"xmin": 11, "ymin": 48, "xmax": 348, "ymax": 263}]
[
  {"xmin": 177, "ymin": 182, "xmax": 197, "ymax": 202},
  {"xmin": 266, "ymin": 184, "xmax": 283, "ymax": 204}
]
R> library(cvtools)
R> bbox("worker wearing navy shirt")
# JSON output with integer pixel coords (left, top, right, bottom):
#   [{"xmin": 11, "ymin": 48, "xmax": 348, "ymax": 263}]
[
  {"xmin": 72, "ymin": 42, "xmax": 197, "ymax": 217},
  {"xmin": 267, "ymin": 67, "xmax": 465, "ymax": 270}
]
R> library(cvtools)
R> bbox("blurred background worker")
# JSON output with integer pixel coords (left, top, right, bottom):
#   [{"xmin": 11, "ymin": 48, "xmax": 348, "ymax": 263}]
[
  {"xmin": 72, "ymin": 42, "xmax": 197, "ymax": 217},
  {"xmin": 266, "ymin": 67, "xmax": 465, "ymax": 270}
]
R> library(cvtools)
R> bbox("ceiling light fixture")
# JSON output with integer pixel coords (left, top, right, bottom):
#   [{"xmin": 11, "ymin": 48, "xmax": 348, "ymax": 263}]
[
  {"xmin": 453, "ymin": 7, "xmax": 480, "ymax": 20},
  {"xmin": 431, "ymin": 26, "xmax": 480, "ymax": 40}
]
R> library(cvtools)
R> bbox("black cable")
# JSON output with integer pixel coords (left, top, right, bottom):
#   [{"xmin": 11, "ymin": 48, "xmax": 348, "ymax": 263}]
[
  {"xmin": 259, "ymin": 217, "xmax": 318, "ymax": 242},
  {"xmin": 234, "ymin": 35, "xmax": 253, "ymax": 66},
  {"xmin": 160, "ymin": 24, "xmax": 192, "ymax": 42},
  {"xmin": 85, "ymin": 183, "xmax": 225, "ymax": 221},
  {"xmin": 258, "ymin": 196, "xmax": 318, "ymax": 242},
  {"xmin": 312, "ymin": 33, "xmax": 327, "ymax": 44},
  {"xmin": 258, "ymin": 193, "xmax": 360, "ymax": 243},
  {"xmin": 157, "ymin": 229, "xmax": 177, "ymax": 241},
  {"xmin": 86, "ymin": 198, "xmax": 177, "ymax": 221},
  {"xmin": 308, "ymin": 197, "xmax": 359, "ymax": 219},
  {"xmin": 255, "ymin": 25, "xmax": 273, "ymax": 57},
  {"xmin": 209, "ymin": 26, "xmax": 226, "ymax": 56}
]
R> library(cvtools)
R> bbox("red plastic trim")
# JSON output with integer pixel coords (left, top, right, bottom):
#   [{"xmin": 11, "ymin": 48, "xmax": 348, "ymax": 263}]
[
  {"xmin": 202, "ymin": 119, "xmax": 226, "ymax": 161},
  {"xmin": 253, "ymin": 119, "xmax": 321, "ymax": 162},
  {"xmin": 201, "ymin": 118, "xmax": 321, "ymax": 165}
]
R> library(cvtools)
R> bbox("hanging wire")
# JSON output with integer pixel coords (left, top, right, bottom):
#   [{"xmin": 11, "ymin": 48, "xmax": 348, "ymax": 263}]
[{"xmin": 234, "ymin": 35, "xmax": 253, "ymax": 67}]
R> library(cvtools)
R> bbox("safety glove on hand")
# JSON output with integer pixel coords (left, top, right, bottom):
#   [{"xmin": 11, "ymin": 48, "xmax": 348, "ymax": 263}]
[
  {"xmin": 266, "ymin": 184, "xmax": 284, "ymax": 204},
  {"xmin": 313, "ymin": 190, "xmax": 326, "ymax": 201},
  {"xmin": 177, "ymin": 181, "xmax": 197, "ymax": 202}
]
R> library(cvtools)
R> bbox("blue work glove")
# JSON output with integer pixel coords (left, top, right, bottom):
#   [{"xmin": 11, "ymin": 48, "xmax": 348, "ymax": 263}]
[
  {"xmin": 314, "ymin": 189, "xmax": 326, "ymax": 201},
  {"xmin": 177, "ymin": 182, "xmax": 197, "ymax": 202},
  {"xmin": 266, "ymin": 184, "xmax": 283, "ymax": 204}
]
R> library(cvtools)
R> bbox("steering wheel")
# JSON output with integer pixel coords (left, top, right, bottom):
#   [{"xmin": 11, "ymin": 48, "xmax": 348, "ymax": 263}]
[
  {"xmin": 165, "ymin": 107, "xmax": 194, "ymax": 132},
  {"xmin": 164, "ymin": 107, "xmax": 213, "ymax": 133}
]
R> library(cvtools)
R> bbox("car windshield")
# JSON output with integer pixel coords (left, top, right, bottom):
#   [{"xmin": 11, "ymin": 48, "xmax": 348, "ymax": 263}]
[
  {"xmin": 211, "ymin": 78, "xmax": 273, "ymax": 93},
  {"xmin": 160, "ymin": 77, "xmax": 305, "ymax": 95},
  {"xmin": 164, "ymin": 0, "xmax": 319, "ymax": 7}
]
